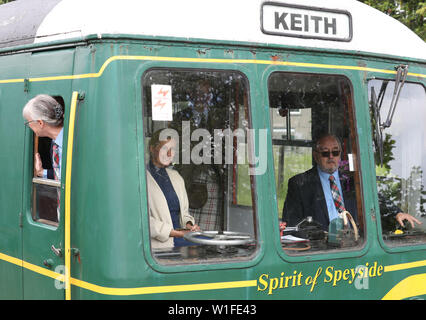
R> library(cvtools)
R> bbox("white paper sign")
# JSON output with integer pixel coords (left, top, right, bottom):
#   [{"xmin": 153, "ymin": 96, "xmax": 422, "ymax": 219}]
[
  {"xmin": 348, "ymin": 153, "xmax": 354, "ymax": 172},
  {"xmin": 151, "ymin": 84, "xmax": 172, "ymax": 121}
]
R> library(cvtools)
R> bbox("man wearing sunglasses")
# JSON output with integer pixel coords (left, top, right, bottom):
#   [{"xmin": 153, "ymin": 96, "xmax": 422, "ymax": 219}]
[
  {"xmin": 282, "ymin": 134, "xmax": 421, "ymax": 232},
  {"xmin": 282, "ymin": 134, "xmax": 355, "ymax": 231}
]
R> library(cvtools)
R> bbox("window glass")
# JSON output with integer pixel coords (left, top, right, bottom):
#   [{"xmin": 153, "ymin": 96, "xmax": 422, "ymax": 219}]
[
  {"xmin": 269, "ymin": 72, "xmax": 364, "ymax": 255},
  {"xmin": 32, "ymin": 178, "xmax": 60, "ymax": 225},
  {"xmin": 142, "ymin": 69, "xmax": 257, "ymax": 264},
  {"xmin": 368, "ymin": 80, "xmax": 426, "ymax": 246}
]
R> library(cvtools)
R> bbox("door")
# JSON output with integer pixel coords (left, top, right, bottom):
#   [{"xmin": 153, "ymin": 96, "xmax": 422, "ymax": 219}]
[{"xmin": 22, "ymin": 49, "xmax": 74, "ymax": 299}]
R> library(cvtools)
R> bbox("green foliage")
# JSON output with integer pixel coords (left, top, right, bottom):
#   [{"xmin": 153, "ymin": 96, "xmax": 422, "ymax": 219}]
[
  {"xmin": 0, "ymin": 0, "xmax": 15, "ymax": 4},
  {"xmin": 358, "ymin": 0, "xmax": 426, "ymax": 40}
]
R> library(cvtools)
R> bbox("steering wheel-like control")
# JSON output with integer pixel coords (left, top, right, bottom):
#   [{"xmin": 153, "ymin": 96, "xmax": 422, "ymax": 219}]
[{"xmin": 184, "ymin": 231, "xmax": 254, "ymax": 246}]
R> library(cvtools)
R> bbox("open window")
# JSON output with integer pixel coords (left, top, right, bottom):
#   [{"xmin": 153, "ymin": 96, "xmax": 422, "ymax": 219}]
[
  {"xmin": 28, "ymin": 95, "xmax": 64, "ymax": 227},
  {"xmin": 268, "ymin": 72, "xmax": 364, "ymax": 255},
  {"xmin": 142, "ymin": 68, "xmax": 258, "ymax": 265},
  {"xmin": 368, "ymin": 79, "xmax": 426, "ymax": 247}
]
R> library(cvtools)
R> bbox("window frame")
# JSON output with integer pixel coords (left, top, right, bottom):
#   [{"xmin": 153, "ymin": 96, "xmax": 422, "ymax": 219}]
[
  {"xmin": 137, "ymin": 63, "xmax": 263, "ymax": 272},
  {"xmin": 367, "ymin": 77, "xmax": 426, "ymax": 253},
  {"xmin": 25, "ymin": 95, "xmax": 66, "ymax": 229},
  {"xmin": 264, "ymin": 69, "xmax": 368, "ymax": 262}
]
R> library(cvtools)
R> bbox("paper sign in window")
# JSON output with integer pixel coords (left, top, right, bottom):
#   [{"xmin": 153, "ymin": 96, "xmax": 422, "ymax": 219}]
[{"xmin": 151, "ymin": 84, "xmax": 172, "ymax": 121}]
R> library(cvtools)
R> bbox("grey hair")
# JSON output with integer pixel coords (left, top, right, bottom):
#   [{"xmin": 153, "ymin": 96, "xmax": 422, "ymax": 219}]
[
  {"xmin": 314, "ymin": 133, "xmax": 342, "ymax": 151},
  {"xmin": 22, "ymin": 94, "xmax": 64, "ymax": 127}
]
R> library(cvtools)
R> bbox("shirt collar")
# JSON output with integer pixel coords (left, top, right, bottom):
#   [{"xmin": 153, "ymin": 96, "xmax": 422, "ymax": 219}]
[
  {"xmin": 317, "ymin": 165, "xmax": 339, "ymax": 180},
  {"xmin": 53, "ymin": 128, "xmax": 64, "ymax": 148}
]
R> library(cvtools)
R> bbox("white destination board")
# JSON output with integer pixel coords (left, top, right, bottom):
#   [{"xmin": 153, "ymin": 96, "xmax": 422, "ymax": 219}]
[{"xmin": 262, "ymin": 3, "xmax": 352, "ymax": 42}]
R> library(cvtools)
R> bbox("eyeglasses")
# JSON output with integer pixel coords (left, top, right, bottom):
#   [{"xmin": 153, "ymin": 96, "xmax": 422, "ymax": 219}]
[
  {"xmin": 24, "ymin": 120, "xmax": 38, "ymax": 127},
  {"xmin": 318, "ymin": 150, "xmax": 341, "ymax": 158}
]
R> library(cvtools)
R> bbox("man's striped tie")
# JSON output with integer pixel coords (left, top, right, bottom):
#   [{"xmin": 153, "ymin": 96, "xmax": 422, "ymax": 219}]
[
  {"xmin": 52, "ymin": 143, "xmax": 60, "ymax": 181},
  {"xmin": 329, "ymin": 175, "xmax": 345, "ymax": 213},
  {"xmin": 52, "ymin": 142, "xmax": 60, "ymax": 221}
]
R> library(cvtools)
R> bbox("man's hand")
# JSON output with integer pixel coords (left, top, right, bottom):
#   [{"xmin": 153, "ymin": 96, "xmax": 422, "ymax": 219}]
[
  {"xmin": 395, "ymin": 212, "xmax": 422, "ymax": 228},
  {"xmin": 34, "ymin": 153, "xmax": 44, "ymax": 177}
]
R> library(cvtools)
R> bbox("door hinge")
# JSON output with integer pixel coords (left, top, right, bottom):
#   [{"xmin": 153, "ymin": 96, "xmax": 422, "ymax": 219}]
[
  {"xmin": 23, "ymin": 78, "xmax": 30, "ymax": 93},
  {"xmin": 19, "ymin": 212, "xmax": 23, "ymax": 228}
]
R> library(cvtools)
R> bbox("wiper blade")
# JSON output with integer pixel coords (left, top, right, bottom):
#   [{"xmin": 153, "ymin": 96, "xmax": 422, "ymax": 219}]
[
  {"xmin": 370, "ymin": 65, "xmax": 408, "ymax": 167},
  {"xmin": 382, "ymin": 64, "xmax": 408, "ymax": 129},
  {"xmin": 371, "ymin": 87, "xmax": 384, "ymax": 166}
]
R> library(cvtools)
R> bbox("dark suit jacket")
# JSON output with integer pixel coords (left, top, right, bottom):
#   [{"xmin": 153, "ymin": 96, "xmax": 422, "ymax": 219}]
[{"xmin": 282, "ymin": 166, "xmax": 358, "ymax": 231}]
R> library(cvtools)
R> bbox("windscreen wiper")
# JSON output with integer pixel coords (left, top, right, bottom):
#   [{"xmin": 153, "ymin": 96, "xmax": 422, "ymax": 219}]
[
  {"xmin": 370, "ymin": 64, "xmax": 408, "ymax": 166},
  {"xmin": 371, "ymin": 87, "xmax": 384, "ymax": 166},
  {"xmin": 381, "ymin": 64, "xmax": 408, "ymax": 129}
]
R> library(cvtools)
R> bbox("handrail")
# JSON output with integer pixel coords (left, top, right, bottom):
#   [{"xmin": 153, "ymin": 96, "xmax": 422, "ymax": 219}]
[{"xmin": 64, "ymin": 91, "xmax": 80, "ymax": 300}]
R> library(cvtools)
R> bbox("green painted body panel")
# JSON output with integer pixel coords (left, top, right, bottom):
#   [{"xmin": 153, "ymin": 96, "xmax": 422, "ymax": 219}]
[{"xmin": 0, "ymin": 36, "xmax": 425, "ymax": 300}]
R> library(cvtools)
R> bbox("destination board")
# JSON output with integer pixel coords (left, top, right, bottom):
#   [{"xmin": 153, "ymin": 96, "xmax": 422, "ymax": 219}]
[{"xmin": 262, "ymin": 2, "xmax": 352, "ymax": 41}]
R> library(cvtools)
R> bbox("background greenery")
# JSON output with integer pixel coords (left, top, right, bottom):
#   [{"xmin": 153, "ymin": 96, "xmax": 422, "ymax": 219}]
[{"xmin": 358, "ymin": 0, "xmax": 425, "ymax": 40}]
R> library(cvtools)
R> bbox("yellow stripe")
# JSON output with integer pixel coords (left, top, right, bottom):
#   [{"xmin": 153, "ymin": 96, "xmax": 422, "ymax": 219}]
[
  {"xmin": 0, "ymin": 252, "xmax": 22, "ymax": 267},
  {"xmin": 382, "ymin": 273, "xmax": 426, "ymax": 300},
  {"xmin": 2, "ymin": 249, "xmax": 426, "ymax": 297},
  {"xmin": 0, "ymin": 252, "xmax": 65, "ymax": 281},
  {"xmin": 382, "ymin": 260, "xmax": 426, "ymax": 300},
  {"xmin": 0, "ymin": 78, "xmax": 25, "ymax": 84},
  {"xmin": 64, "ymin": 91, "xmax": 80, "ymax": 300},
  {"xmin": 384, "ymin": 260, "xmax": 426, "ymax": 272},
  {"xmin": 70, "ymin": 278, "xmax": 257, "ymax": 296},
  {"xmin": 0, "ymin": 55, "xmax": 424, "ymax": 84},
  {"xmin": 0, "ymin": 250, "xmax": 256, "ymax": 295},
  {"xmin": 22, "ymin": 260, "xmax": 65, "ymax": 282}
]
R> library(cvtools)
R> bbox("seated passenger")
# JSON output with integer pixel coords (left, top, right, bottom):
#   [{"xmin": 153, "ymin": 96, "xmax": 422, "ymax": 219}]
[
  {"xmin": 282, "ymin": 134, "xmax": 421, "ymax": 232},
  {"xmin": 147, "ymin": 130, "xmax": 200, "ymax": 249},
  {"xmin": 282, "ymin": 134, "xmax": 358, "ymax": 231}
]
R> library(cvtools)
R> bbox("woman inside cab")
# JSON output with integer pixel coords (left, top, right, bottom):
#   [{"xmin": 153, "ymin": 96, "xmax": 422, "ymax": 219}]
[{"xmin": 147, "ymin": 129, "xmax": 200, "ymax": 249}]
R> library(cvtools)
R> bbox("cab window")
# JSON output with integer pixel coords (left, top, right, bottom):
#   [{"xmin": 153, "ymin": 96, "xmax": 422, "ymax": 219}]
[
  {"xmin": 269, "ymin": 72, "xmax": 364, "ymax": 255},
  {"xmin": 27, "ymin": 95, "xmax": 64, "ymax": 227},
  {"xmin": 142, "ymin": 69, "xmax": 258, "ymax": 264},
  {"xmin": 368, "ymin": 79, "xmax": 426, "ymax": 246}
]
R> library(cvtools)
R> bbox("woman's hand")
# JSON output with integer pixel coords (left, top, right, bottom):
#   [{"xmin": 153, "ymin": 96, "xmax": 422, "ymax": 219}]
[
  {"xmin": 169, "ymin": 223, "xmax": 201, "ymax": 238},
  {"xmin": 186, "ymin": 222, "xmax": 201, "ymax": 232}
]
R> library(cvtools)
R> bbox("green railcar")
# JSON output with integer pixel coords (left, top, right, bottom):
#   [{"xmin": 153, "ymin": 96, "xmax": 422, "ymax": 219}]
[{"xmin": 0, "ymin": 0, "xmax": 425, "ymax": 300}]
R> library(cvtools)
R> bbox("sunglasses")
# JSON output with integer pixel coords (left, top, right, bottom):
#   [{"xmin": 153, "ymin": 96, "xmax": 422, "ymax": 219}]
[{"xmin": 318, "ymin": 150, "xmax": 341, "ymax": 158}]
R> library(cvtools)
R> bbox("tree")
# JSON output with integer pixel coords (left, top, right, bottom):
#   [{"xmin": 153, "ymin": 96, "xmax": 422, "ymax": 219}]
[{"xmin": 358, "ymin": 0, "xmax": 426, "ymax": 40}]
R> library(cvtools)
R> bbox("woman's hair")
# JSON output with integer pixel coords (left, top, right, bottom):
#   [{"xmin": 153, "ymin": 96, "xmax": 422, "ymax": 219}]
[
  {"xmin": 149, "ymin": 128, "xmax": 174, "ymax": 149},
  {"xmin": 22, "ymin": 94, "xmax": 64, "ymax": 127}
]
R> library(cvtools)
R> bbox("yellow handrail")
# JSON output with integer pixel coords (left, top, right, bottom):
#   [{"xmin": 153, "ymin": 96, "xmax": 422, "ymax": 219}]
[{"xmin": 65, "ymin": 91, "xmax": 79, "ymax": 300}]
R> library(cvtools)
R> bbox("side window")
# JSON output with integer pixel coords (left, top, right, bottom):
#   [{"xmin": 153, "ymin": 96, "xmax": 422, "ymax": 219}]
[
  {"xmin": 25, "ymin": 95, "xmax": 64, "ymax": 226},
  {"xmin": 269, "ymin": 72, "xmax": 364, "ymax": 255},
  {"xmin": 368, "ymin": 80, "xmax": 426, "ymax": 246},
  {"xmin": 142, "ymin": 69, "xmax": 258, "ymax": 264}
]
